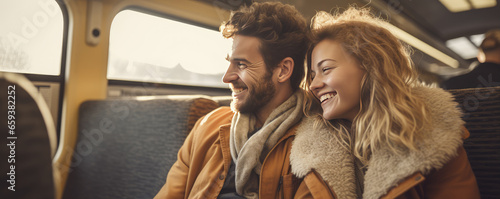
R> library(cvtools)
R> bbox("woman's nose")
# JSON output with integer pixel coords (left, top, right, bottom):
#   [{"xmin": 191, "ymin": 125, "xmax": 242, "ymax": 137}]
[{"xmin": 309, "ymin": 76, "xmax": 323, "ymax": 92}]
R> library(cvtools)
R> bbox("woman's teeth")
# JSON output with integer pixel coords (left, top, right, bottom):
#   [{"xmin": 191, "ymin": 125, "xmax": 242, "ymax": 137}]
[{"xmin": 320, "ymin": 92, "xmax": 336, "ymax": 103}]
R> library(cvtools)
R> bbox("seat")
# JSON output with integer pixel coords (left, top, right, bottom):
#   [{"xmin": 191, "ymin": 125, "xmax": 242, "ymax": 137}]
[
  {"xmin": 62, "ymin": 95, "xmax": 219, "ymax": 199},
  {"xmin": 448, "ymin": 86, "xmax": 500, "ymax": 199},
  {"xmin": 0, "ymin": 72, "xmax": 57, "ymax": 199}
]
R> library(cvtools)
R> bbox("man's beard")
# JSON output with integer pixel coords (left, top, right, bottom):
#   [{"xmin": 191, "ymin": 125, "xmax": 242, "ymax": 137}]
[{"xmin": 232, "ymin": 73, "xmax": 276, "ymax": 114}]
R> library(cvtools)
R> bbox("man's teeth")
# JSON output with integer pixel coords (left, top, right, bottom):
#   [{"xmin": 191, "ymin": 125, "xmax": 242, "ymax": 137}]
[
  {"xmin": 233, "ymin": 88, "xmax": 245, "ymax": 94},
  {"xmin": 320, "ymin": 93, "xmax": 335, "ymax": 103}
]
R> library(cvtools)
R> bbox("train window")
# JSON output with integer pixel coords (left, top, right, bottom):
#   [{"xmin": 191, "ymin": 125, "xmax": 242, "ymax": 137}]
[
  {"xmin": 0, "ymin": 0, "xmax": 64, "ymax": 75},
  {"xmin": 108, "ymin": 10, "xmax": 232, "ymax": 88}
]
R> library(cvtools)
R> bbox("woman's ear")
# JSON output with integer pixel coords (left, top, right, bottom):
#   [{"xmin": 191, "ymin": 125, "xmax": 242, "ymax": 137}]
[{"xmin": 277, "ymin": 57, "xmax": 294, "ymax": 83}]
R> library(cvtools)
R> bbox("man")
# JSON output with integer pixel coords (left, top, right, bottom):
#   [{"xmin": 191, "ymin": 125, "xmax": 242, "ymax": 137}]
[
  {"xmin": 443, "ymin": 29, "xmax": 500, "ymax": 89},
  {"xmin": 154, "ymin": 2, "xmax": 309, "ymax": 198}
]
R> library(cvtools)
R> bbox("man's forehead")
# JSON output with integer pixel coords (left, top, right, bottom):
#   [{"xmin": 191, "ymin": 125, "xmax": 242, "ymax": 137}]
[{"xmin": 231, "ymin": 35, "xmax": 262, "ymax": 59}]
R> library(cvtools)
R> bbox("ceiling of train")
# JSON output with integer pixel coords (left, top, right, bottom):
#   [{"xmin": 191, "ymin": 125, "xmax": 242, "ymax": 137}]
[
  {"xmin": 202, "ymin": 0, "xmax": 499, "ymax": 39},
  {"xmin": 387, "ymin": 0, "xmax": 500, "ymax": 41},
  {"xmin": 198, "ymin": 0, "xmax": 500, "ymax": 78}
]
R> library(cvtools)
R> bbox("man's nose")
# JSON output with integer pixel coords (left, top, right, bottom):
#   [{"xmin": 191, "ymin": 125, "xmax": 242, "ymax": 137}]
[{"xmin": 222, "ymin": 65, "xmax": 238, "ymax": 83}]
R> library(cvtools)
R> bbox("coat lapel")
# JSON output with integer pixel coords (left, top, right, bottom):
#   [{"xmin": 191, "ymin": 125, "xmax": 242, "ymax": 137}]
[{"xmin": 290, "ymin": 116, "xmax": 358, "ymax": 198}]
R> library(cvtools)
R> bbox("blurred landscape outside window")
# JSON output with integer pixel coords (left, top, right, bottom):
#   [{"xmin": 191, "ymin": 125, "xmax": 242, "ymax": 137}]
[
  {"xmin": 0, "ymin": 0, "xmax": 63, "ymax": 75},
  {"xmin": 108, "ymin": 10, "xmax": 232, "ymax": 88}
]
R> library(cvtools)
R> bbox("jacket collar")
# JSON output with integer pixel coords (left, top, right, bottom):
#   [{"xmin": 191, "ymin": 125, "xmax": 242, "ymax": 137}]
[
  {"xmin": 291, "ymin": 116, "xmax": 358, "ymax": 198},
  {"xmin": 290, "ymin": 87, "xmax": 465, "ymax": 199}
]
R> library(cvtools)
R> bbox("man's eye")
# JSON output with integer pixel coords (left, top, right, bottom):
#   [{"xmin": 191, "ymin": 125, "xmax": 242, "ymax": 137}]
[{"xmin": 237, "ymin": 62, "xmax": 248, "ymax": 69}]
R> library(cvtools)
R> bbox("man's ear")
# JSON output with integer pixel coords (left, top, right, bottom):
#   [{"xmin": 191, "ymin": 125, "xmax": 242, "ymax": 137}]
[{"xmin": 276, "ymin": 57, "xmax": 294, "ymax": 83}]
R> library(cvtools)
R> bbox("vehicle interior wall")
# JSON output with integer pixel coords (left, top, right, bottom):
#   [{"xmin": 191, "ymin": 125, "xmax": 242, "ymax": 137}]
[
  {"xmin": 5, "ymin": 0, "xmax": 495, "ymax": 198},
  {"xmin": 53, "ymin": 0, "xmax": 232, "ymax": 198}
]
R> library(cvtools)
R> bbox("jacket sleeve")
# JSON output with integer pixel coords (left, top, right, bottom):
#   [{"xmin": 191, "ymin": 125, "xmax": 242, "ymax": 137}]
[
  {"xmin": 420, "ymin": 145, "xmax": 480, "ymax": 199},
  {"xmin": 154, "ymin": 116, "xmax": 203, "ymax": 199},
  {"xmin": 419, "ymin": 127, "xmax": 480, "ymax": 198}
]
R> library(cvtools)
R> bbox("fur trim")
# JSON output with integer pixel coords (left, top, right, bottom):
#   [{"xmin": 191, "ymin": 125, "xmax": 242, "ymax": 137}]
[
  {"xmin": 290, "ymin": 116, "xmax": 358, "ymax": 198},
  {"xmin": 290, "ymin": 87, "xmax": 465, "ymax": 199}
]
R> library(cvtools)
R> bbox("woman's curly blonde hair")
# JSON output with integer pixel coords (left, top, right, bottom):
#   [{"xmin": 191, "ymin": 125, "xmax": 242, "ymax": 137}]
[{"xmin": 302, "ymin": 7, "xmax": 431, "ymax": 163}]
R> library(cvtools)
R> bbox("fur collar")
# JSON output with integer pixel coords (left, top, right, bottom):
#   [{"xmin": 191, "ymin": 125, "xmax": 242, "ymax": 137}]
[{"xmin": 290, "ymin": 87, "xmax": 465, "ymax": 199}]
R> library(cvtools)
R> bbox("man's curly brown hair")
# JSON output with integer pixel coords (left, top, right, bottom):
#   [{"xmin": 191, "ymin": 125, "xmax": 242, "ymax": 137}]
[{"xmin": 220, "ymin": 2, "xmax": 309, "ymax": 91}]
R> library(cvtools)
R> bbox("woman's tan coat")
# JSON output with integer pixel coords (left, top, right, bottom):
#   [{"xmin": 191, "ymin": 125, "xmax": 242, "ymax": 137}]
[{"xmin": 290, "ymin": 87, "xmax": 480, "ymax": 199}]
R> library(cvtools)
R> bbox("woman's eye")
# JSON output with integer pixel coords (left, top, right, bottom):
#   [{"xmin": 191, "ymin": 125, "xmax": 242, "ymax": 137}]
[{"xmin": 322, "ymin": 66, "xmax": 335, "ymax": 73}]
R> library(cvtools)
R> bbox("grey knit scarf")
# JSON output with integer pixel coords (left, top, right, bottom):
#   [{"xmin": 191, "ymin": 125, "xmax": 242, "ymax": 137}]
[{"xmin": 229, "ymin": 91, "xmax": 304, "ymax": 199}]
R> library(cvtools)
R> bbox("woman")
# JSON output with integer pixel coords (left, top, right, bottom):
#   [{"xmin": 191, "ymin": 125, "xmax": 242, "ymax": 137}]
[{"xmin": 289, "ymin": 7, "xmax": 480, "ymax": 198}]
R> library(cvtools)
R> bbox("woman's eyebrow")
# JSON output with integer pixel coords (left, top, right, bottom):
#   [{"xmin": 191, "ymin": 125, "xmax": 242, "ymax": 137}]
[{"xmin": 317, "ymin": 59, "xmax": 337, "ymax": 67}]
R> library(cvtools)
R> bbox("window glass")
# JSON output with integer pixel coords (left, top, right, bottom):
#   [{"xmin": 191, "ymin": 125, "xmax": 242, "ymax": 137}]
[
  {"xmin": 108, "ymin": 10, "xmax": 232, "ymax": 88},
  {"xmin": 0, "ymin": 0, "xmax": 64, "ymax": 75}
]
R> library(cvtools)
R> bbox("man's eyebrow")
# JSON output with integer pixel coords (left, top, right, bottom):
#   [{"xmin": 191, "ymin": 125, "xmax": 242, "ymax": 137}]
[{"xmin": 225, "ymin": 55, "xmax": 250, "ymax": 63}]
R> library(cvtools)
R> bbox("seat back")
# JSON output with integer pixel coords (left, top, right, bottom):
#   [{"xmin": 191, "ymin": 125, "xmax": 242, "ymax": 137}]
[
  {"xmin": 62, "ymin": 95, "xmax": 219, "ymax": 199},
  {"xmin": 448, "ymin": 86, "xmax": 500, "ymax": 199},
  {"xmin": 0, "ymin": 72, "xmax": 57, "ymax": 199}
]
